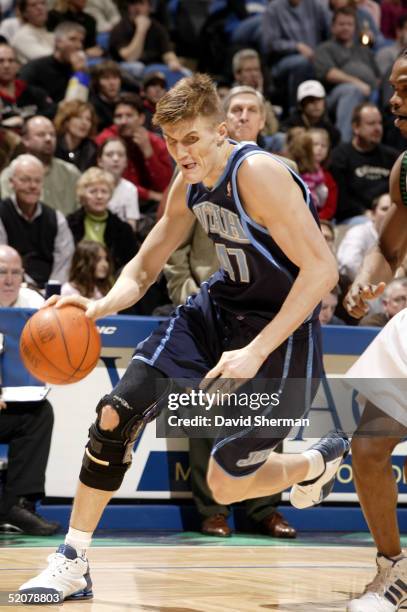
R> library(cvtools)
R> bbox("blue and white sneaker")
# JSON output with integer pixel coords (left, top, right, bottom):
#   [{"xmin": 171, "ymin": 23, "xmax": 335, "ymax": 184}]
[
  {"xmin": 19, "ymin": 544, "xmax": 93, "ymax": 603},
  {"xmin": 290, "ymin": 431, "xmax": 350, "ymax": 509}
]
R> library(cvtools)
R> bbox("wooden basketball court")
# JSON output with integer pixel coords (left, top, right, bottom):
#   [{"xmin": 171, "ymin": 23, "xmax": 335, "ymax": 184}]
[{"xmin": 0, "ymin": 541, "xmax": 378, "ymax": 611}]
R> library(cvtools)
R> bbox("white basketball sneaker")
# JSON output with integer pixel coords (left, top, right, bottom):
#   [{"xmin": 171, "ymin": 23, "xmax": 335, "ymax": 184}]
[
  {"xmin": 347, "ymin": 554, "xmax": 407, "ymax": 611},
  {"xmin": 290, "ymin": 430, "xmax": 349, "ymax": 509},
  {"xmin": 19, "ymin": 544, "xmax": 93, "ymax": 603}
]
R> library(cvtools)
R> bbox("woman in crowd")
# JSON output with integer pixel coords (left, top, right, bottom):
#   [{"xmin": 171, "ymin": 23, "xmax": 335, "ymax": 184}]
[
  {"xmin": 54, "ymin": 100, "xmax": 98, "ymax": 172},
  {"xmin": 67, "ymin": 167, "xmax": 137, "ymax": 274},
  {"xmin": 97, "ymin": 137, "xmax": 140, "ymax": 231},
  {"xmin": 61, "ymin": 240, "xmax": 113, "ymax": 299}
]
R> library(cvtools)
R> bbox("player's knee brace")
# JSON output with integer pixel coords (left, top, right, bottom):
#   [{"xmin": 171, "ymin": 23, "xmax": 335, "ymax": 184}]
[{"xmin": 79, "ymin": 390, "xmax": 168, "ymax": 491}]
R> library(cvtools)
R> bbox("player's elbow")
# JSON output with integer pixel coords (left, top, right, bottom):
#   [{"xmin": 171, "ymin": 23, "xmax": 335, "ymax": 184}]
[
  {"xmin": 385, "ymin": 251, "xmax": 404, "ymax": 274},
  {"xmin": 135, "ymin": 268, "xmax": 157, "ymax": 294},
  {"xmin": 328, "ymin": 264, "xmax": 339, "ymax": 290},
  {"xmin": 377, "ymin": 238, "xmax": 404, "ymax": 273},
  {"xmin": 319, "ymin": 257, "xmax": 339, "ymax": 293}
]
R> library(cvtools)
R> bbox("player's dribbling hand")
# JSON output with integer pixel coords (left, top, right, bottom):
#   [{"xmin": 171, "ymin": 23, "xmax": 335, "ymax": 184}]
[
  {"xmin": 41, "ymin": 295, "xmax": 108, "ymax": 321},
  {"xmin": 343, "ymin": 281, "xmax": 386, "ymax": 319}
]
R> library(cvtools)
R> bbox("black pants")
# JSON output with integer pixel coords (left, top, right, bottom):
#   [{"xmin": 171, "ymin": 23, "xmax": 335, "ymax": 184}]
[
  {"xmin": 189, "ymin": 436, "xmax": 282, "ymax": 523},
  {"xmin": 0, "ymin": 400, "xmax": 54, "ymax": 515}
]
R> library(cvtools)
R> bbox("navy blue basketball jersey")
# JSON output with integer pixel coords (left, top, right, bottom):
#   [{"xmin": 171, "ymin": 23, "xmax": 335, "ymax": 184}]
[{"xmin": 186, "ymin": 141, "xmax": 321, "ymax": 319}]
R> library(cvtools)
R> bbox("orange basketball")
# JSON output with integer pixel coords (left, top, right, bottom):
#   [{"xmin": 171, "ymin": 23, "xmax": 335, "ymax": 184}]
[{"xmin": 19, "ymin": 305, "xmax": 101, "ymax": 385}]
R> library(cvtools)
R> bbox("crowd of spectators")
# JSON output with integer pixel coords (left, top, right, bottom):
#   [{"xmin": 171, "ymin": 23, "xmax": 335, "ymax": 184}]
[
  {"xmin": 0, "ymin": 0, "xmax": 403, "ymax": 322},
  {"xmin": 0, "ymin": 0, "xmax": 405, "ymax": 537}
]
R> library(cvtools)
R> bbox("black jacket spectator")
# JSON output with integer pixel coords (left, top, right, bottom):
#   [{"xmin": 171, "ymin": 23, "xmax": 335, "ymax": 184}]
[
  {"xmin": 330, "ymin": 142, "xmax": 399, "ymax": 222},
  {"xmin": 47, "ymin": 9, "xmax": 97, "ymax": 50},
  {"xmin": 109, "ymin": 15, "xmax": 172, "ymax": 65},
  {"xmin": 88, "ymin": 92, "xmax": 116, "ymax": 132},
  {"xmin": 67, "ymin": 207, "xmax": 137, "ymax": 273},
  {"xmin": 19, "ymin": 55, "xmax": 73, "ymax": 104},
  {"xmin": 55, "ymin": 136, "xmax": 97, "ymax": 173}
]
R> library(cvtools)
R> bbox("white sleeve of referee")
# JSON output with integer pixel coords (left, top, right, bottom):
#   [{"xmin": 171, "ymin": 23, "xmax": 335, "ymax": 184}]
[{"xmin": 337, "ymin": 223, "xmax": 378, "ymax": 282}]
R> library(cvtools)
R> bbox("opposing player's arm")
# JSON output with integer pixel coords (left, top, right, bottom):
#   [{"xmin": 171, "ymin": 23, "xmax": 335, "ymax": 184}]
[
  {"xmin": 52, "ymin": 174, "xmax": 196, "ymax": 319},
  {"xmin": 379, "ymin": 154, "xmax": 407, "ymax": 270},
  {"xmin": 345, "ymin": 154, "xmax": 407, "ymax": 318},
  {"xmin": 239, "ymin": 155, "xmax": 338, "ymax": 360}
]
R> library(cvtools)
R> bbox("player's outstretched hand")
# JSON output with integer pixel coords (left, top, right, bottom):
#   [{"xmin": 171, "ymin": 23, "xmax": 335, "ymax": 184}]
[{"xmin": 343, "ymin": 281, "xmax": 386, "ymax": 319}]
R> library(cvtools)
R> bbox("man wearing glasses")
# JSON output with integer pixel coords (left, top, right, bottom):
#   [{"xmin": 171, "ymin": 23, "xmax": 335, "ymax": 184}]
[{"xmin": 0, "ymin": 153, "xmax": 74, "ymax": 289}]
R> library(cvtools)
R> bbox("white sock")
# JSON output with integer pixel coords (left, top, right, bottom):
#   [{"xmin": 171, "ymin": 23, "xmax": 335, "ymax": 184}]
[
  {"xmin": 302, "ymin": 449, "xmax": 325, "ymax": 481},
  {"xmin": 65, "ymin": 527, "xmax": 92, "ymax": 557}
]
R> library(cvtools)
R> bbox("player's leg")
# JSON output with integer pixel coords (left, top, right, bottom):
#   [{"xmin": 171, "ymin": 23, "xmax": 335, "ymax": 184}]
[
  {"xmin": 353, "ymin": 403, "xmax": 405, "ymax": 558},
  {"xmin": 343, "ymin": 310, "xmax": 407, "ymax": 610},
  {"xmin": 19, "ymin": 360, "xmax": 171, "ymax": 602},
  {"xmin": 207, "ymin": 448, "xmax": 309, "ymax": 503},
  {"xmin": 207, "ymin": 431, "xmax": 348, "ymax": 505},
  {"xmin": 348, "ymin": 403, "xmax": 407, "ymax": 612},
  {"xmin": 207, "ymin": 321, "xmax": 348, "ymax": 506}
]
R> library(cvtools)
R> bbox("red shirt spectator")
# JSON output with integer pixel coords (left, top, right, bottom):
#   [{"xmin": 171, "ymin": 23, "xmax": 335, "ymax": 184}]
[
  {"xmin": 95, "ymin": 93, "xmax": 172, "ymax": 203},
  {"xmin": 319, "ymin": 168, "xmax": 337, "ymax": 220}
]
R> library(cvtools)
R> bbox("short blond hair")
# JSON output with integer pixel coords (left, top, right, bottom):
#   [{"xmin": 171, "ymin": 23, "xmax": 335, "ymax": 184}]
[
  {"xmin": 76, "ymin": 167, "xmax": 115, "ymax": 203},
  {"xmin": 153, "ymin": 73, "xmax": 223, "ymax": 128}
]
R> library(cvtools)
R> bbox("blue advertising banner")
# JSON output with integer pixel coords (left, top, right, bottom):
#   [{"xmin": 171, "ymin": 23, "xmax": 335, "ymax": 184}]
[{"xmin": 2, "ymin": 308, "xmax": 405, "ymax": 501}]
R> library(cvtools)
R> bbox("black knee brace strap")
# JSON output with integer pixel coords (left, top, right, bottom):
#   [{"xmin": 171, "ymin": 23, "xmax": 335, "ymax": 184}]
[
  {"xmin": 80, "ymin": 420, "xmax": 143, "ymax": 491},
  {"xmin": 80, "ymin": 383, "xmax": 172, "ymax": 491}
]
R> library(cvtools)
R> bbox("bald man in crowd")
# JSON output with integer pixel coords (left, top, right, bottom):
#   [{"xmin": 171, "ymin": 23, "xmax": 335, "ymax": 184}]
[{"xmin": 0, "ymin": 244, "xmax": 59, "ymax": 535}]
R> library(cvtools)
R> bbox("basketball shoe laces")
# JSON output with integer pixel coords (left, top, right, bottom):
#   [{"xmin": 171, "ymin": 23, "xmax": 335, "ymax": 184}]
[
  {"xmin": 38, "ymin": 550, "xmax": 87, "ymax": 591},
  {"xmin": 361, "ymin": 563, "xmax": 391, "ymax": 596}
]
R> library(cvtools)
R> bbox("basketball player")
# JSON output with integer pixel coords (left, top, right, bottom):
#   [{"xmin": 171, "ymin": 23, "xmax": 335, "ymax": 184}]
[
  {"xmin": 19, "ymin": 74, "xmax": 348, "ymax": 602},
  {"xmin": 344, "ymin": 51, "xmax": 407, "ymax": 611}
]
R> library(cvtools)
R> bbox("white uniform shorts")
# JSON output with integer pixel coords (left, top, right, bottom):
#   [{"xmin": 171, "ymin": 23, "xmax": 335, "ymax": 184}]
[{"xmin": 345, "ymin": 308, "xmax": 407, "ymax": 427}]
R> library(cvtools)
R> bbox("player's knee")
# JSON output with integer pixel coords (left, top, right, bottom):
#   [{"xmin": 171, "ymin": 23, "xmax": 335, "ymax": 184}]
[
  {"xmin": 99, "ymin": 405, "xmax": 120, "ymax": 431},
  {"xmin": 208, "ymin": 480, "xmax": 233, "ymax": 505},
  {"xmin": 79, "ymin": 394, "xmax": 146, "ymax": 492},
  {"xmin": 207, "ymin": 469, "xmax": 242, "ymax": 505}
]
